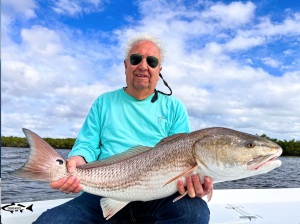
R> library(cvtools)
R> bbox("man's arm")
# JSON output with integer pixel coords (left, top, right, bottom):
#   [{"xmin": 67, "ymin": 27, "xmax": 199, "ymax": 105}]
[{"xmin": 170, "ymin": 100, "xmax": 213, "ymax": 199}]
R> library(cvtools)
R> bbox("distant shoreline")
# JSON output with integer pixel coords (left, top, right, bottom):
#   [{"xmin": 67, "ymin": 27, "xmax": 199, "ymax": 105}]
[{"xmin": 1, "ymin": 134, "xmax": 299, "ymax": 156}]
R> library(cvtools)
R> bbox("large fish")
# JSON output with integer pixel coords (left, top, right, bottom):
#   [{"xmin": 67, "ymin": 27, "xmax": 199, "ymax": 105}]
[{"xmin": 10, "ymin": 128, "xmax": 282, "ymax": 219}]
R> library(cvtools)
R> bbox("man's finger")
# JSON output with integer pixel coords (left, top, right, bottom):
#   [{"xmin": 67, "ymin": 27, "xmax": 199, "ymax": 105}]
[
  {"xmin": 203, "ymin": 177, "xmax": 213, "ymax": 191},
  {"xmin": 50, "ymin": 178, "xmax": 67, "ymax": 190},
  {"xmin": 58, "ymin": 175, "xmax": 76, "ymax": 192},
  {"xmin": 67, "ymin": 160, "xmax": 76, "ymax": 173},
  {"xmin": 177, "ymin": 180, "xmax": 186, "ymax": 195},
  {"xmin": 192, "ymin": 174, "xmax": 203, "ymax": 197},
  {"xmin": 202, "ymin": 176, "xmax": 213, "ymax": 196},
  {"xmin": 186, "ymin": 177, "xmax": 196, "ymax": 198},
  {"xmin": 73, "ymin": 184, "xmax": 83, "ymax": 193},
  {"xmin": 65, "ymin": 178, "xmax": 80, "ymax": 194}
]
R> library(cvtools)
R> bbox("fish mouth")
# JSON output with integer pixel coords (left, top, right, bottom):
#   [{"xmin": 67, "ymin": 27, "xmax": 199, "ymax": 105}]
[{"xmin": 247, "ymin": 148, "xmax": 283, "ymax": 170}]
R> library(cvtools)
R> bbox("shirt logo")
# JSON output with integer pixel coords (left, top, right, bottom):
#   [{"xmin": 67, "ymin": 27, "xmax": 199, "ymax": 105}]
[{"xmin": 158, "ymin": 116, "xmax": 167, "ymax": 124}]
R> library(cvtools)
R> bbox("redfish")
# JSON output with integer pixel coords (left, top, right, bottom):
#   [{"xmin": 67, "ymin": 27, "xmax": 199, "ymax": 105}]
[{"xmin": 10, "ymin": 128, "xmax": 282, "ymax": 219}]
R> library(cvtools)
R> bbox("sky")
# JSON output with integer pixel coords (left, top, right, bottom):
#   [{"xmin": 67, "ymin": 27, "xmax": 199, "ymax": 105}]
[{"xmin": 1, "ymin": 0, "xmax": 300, "ymax": 140}]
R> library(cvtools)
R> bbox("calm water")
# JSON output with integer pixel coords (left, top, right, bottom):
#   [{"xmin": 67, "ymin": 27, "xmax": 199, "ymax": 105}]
[{"xmin": 1, "ymin": 147, "xmax": 300, "ymax": 204}]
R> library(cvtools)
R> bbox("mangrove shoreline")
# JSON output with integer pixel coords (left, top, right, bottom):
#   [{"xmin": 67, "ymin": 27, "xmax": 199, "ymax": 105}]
[{"xmin": 1, "ymin": 134, "xmax": 300, "ymax": 156}]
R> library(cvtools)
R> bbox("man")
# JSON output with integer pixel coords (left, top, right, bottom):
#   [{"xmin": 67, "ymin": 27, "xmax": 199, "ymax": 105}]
[{"xmin": 34, "ymin": 33, "xmax": 213, "ymax": 224}]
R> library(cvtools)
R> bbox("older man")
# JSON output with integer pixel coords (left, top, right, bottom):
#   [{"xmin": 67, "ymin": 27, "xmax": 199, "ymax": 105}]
[{"xmin": 34, "ymin": 33, "xmax": 213, "ymax": 224}]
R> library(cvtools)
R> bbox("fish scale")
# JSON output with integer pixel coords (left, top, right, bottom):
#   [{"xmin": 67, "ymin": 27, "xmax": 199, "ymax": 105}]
[{"xmin": 10, "ymin": 127, "xmax": 282, "ymax": 220}]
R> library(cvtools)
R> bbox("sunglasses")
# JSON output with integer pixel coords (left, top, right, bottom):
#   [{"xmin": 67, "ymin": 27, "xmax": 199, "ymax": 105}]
[{"xmin": 129, "ymin": 54, "xmax": 159, "ymax": 68}]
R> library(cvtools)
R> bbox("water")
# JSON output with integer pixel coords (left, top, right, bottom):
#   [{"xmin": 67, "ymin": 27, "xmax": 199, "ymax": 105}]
[{"xmin": 1, "ymin": 147, "xmax": 300, "ymax": 204}]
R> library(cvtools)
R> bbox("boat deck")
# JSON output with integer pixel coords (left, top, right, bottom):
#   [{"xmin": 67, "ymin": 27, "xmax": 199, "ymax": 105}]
[{"xmin": 2, "ymin": 188, "xmax": 300, "ymax": 224}]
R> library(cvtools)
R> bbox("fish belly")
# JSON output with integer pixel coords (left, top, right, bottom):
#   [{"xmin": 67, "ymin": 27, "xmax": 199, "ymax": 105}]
[{"xmin": 81, "ymin": 166, "xmax": 189, "ymax": 202}]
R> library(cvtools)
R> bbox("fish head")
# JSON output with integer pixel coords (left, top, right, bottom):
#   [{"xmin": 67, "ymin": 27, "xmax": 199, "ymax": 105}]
[{"xmin": 193, "ymin": 128, "xmax": 282, "ymax": 179}]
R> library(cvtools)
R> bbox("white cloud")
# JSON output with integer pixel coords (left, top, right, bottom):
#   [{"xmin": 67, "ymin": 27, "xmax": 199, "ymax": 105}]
[
  {"xmin": 2, "ymin": 0, "xmax": 37, "ymax": 18},
  {"xmin": 246, "ymin": 59, "xmax": 253, "ymax": 64},
  {"xmin": 1, "ymin": 0, "xmax": 37, "ymax": 41},
  {"xmin": 262, "ymin": 57, "xmax": 281, "ymax": 68},
  {"xmin": 201, "ymin": 1, "xmax": 256, "ymax": 28},
  {"xmin": 52, "ymin": 0, "xmax": 104, "ymax": 16},
  {"xmin": 21, "ymin": 26, "xmax": 63, "ymax": 57},
  {"xmin": 283, "ymin": 50, "xmax": 293, "ymax": 55},
  {"xmin": 256, "ymin": 14, "xmax": 300, "ymax": 36},
  {"xmin": 224, "ymin": 35, "xmax": 265, "ymax": 51}
]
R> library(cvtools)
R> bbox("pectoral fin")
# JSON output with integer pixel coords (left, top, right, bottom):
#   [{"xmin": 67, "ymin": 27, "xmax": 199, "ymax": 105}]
[
  {"xmin": 163, "ymin": 165, "xmax": 198, "ymax": 187},
  {"xmin": 173, "ymin": 191, "xmax": 188, "ymax": 202},
  {"xmin": 207, "ymin": 188, "xmax": 213, "ymax": 202},
  {"xmin": 100, "ymin": 198, "xmax": 130, "ymax": 220}
]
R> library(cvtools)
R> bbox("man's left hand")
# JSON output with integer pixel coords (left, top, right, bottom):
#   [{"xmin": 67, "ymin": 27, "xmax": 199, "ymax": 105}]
[{"xmin": 177, "ymin": 175, "xmax": 213, "ymax": 198}]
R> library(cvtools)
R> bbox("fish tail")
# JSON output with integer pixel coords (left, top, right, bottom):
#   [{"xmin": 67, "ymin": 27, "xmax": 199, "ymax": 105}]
[
  {"xmin": 9, "ymin": 128, "xmax": 66, "ymax": 182},
  {"xmin": 26, "ymin": 204, "xmax": 33, "ymax": 212}
]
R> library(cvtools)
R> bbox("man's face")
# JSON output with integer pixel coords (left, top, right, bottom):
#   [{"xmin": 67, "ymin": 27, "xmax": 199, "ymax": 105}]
[{"xmin": 124, "ymin": 41, "xmax": 162, "ymax": 92}]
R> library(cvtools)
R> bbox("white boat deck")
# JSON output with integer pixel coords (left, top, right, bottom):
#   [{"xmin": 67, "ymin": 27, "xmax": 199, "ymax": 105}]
[{"xmin": 2, "ymin": 188, "xmax": 300, "ymax": 224}]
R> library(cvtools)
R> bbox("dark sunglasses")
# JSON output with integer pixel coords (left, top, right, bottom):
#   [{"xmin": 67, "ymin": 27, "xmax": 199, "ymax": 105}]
[{"xmin": 129, "ymin": 54, "xmax": 159, "ymax": 68}]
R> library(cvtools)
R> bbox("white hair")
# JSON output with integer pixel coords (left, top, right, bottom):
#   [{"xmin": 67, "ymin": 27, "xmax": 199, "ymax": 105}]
[{"xmin": 124, "ymin": 33, "xmax": 167, "ymax": 65}]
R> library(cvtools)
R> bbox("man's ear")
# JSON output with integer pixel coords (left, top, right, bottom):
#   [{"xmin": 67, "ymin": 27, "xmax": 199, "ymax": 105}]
[
  {"xmin": 158, "ymin": 67, "xmax": 162, "ymax": 80},
  {"xmin": 124, "ymin": 59, "xmax": 127, "ymax": 72}
]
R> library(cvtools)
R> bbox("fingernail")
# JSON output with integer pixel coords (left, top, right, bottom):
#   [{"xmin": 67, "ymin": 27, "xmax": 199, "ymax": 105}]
[
  {"xmin": 69, "ymin": 167, "xmax": 75, "ymax": 172},
  {"xmin": 193, "ymin": 174, "xmax": 198, "ymax": 179},
  {"xmin": 70, "ymin": 175, "xmax": 75, "ymax": 181},
  {"xmin": 205, "ymin": 177, "xmax": 210, "ymax": 184},
  {"xmin": 187, "ymin": 177, "xmax": 192, "ymax": 183}
]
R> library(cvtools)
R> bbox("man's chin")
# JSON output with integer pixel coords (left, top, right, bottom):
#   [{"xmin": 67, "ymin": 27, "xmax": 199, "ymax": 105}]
[{"xmin": 133, "ymin": 84, "xmax": 149, "ymax": 91}]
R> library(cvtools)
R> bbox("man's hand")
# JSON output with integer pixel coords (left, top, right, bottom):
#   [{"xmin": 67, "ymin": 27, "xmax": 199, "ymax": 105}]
[
  {"xmin": 177, "ymin": 175, "xmax": 213, "ymax": 199},
  {"xmin": 49, "ymin": 156, "xmax": 86, "ymax": 194}
]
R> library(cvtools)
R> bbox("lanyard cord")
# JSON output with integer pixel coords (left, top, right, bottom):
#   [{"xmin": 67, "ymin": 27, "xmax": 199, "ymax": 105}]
[{"xmin": 151, "ymin": 73, "xmax": 172, "ymax": 103}]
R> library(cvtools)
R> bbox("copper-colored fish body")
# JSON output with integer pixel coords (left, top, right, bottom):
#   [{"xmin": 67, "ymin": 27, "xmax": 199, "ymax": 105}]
[{"xmin": 10, "ymin": 127, "xmax": 282, "ymax": 220}]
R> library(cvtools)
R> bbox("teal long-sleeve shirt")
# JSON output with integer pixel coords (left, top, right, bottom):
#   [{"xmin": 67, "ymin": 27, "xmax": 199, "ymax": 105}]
[{"xmin": 69, "ymin": 88, "xmax": 190, "ymax": 162}]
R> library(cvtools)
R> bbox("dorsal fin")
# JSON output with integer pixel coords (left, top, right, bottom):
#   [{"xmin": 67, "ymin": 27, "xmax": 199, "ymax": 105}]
[
  {"xmin": 78, "ymin": 146, "xmax": 152, "ymax": 169},
  {"xmin": 155, "ymin": 133, "xmax": 187, "ymax": 147}
]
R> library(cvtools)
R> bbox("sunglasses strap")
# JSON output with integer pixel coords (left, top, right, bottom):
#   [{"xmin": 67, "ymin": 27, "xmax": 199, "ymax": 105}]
[{"xmin": 151, "ymin": 73, "xmax": 172, "ymax": 103}]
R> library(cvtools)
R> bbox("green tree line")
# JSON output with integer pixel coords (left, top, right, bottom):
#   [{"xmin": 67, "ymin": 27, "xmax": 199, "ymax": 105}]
[
  {"xmin": 1, "ymin": 134, "xmax": 300, "ymax": 156},
  {"xmin": 1, "ymin": 136, "xmax": 76, "ymax": 149}
]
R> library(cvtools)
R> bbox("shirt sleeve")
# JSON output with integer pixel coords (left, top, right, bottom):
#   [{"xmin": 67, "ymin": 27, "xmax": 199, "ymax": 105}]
[
  {"xmin": 68, "ymin": 99, "xmax": 101, "ymax": 163},
  {"xmin": 168, "ymin": 99, "xmax": 190, "ymax": 136}
]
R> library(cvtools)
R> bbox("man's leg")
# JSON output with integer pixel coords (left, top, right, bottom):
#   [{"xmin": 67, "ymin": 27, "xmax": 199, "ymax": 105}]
[
  {"xmin": 131, "ymin": 192, "xmax": 210, "ymax": 224},
  {"xmin": 33, "ymin": 193, "xmax": 133, "ymax": 224}
]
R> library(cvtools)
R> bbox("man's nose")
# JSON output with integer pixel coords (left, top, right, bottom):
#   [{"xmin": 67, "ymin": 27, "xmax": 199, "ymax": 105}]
[{"xmin": 138, "ymin": 58, "xmax": 148, "ymax": 70}]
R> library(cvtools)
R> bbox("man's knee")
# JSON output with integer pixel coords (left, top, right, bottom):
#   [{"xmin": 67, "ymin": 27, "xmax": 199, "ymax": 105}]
[
  {"xmin": 33, "ymin": 203, "xmax": 86, "ymax": 224},
  {"xmin": 169, "ymin": 196, "xmax": 210, "ymax": 224}
]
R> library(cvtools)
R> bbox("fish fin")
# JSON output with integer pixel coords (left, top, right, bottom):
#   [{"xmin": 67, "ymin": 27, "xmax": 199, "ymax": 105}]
[
  {"xmin": 10, "ymin": 211, "xmax": 13, "ymax": 214},
  {"xmin": 79, "ymin": 146, "xmax": 152, "ymax": 169},
  {"xmin": 20, "ymin": 210, "xmax": 23, "ymax": 213},
  {"xmin": 173, "ymin": 191, "xmax": 188, "ymax": 202},
  {"xmin": 26, "ymin": 204, "xmax": 33, "ymax": 212},
  {"xmin": 155, "ymin": 133, "xmax": 187, "ymax": 147},
  {"xmin": 9, "ymin": 129, "xmax": 65, "ymax": 182},
  {"xmin": 163, "ymin": 165, "xmax": 198, "ymax": 187},
  {"xmin": 100, "ymin": 198, "xmax": 129, "ymax": 220},
  {"xmin": 207, "ymin": 188, "xmax": 213, "ymax": 202}
]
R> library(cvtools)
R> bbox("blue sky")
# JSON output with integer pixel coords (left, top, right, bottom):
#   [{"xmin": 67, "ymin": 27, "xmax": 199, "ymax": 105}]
[{"xmin": 1, "ymin": 0, "xmax": 300, "ymax": 140}]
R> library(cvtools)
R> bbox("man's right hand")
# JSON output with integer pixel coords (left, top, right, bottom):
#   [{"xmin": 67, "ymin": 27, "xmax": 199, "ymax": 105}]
[{"xmin": 50, "ymin": 155, "xmax": 86, "ymax": 194}]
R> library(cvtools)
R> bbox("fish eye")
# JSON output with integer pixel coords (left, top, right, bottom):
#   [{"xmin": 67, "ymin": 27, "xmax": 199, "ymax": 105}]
[
  {"xmin": 56, "ymin": 159, "xmax": 64, "ymax": 165},
  {"xmin": 247, "ymin": 142, "xmax": 255, "ymax": 148}
]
